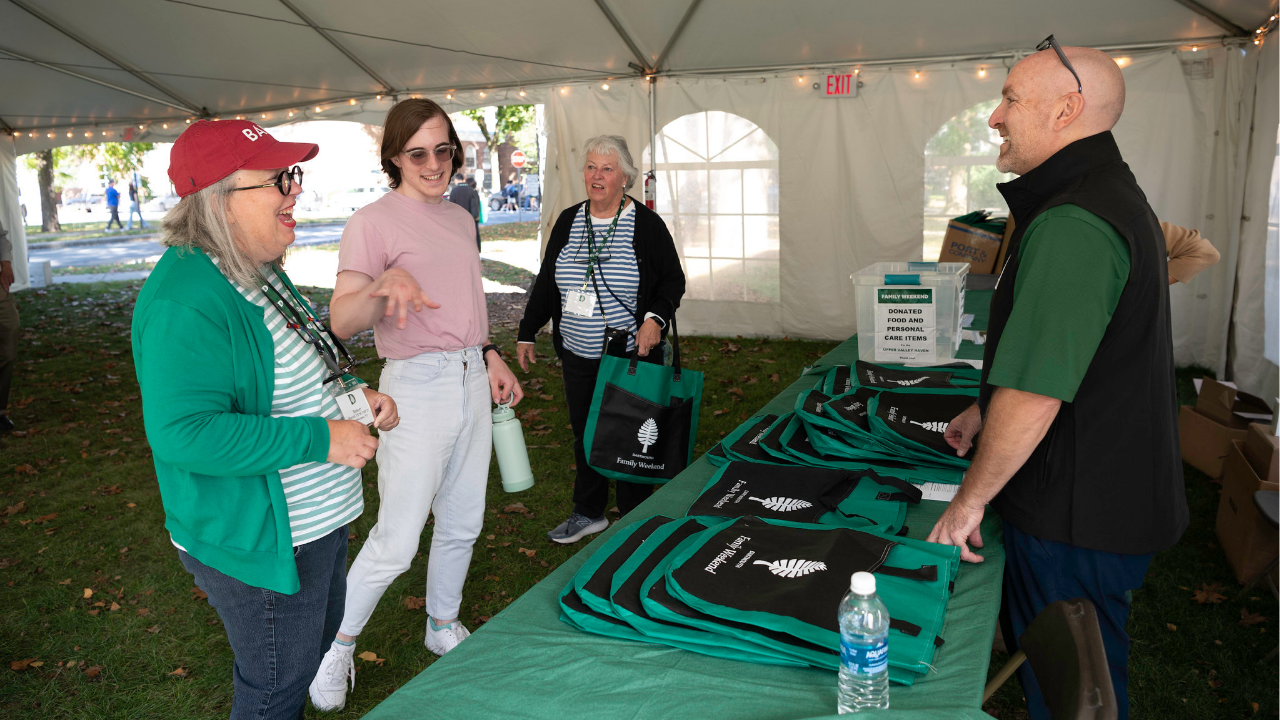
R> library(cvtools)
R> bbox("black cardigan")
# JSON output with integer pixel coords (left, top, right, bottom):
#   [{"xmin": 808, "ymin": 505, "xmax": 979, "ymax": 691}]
[{"xmin": 517, "ymin": 195, "xmax": 685, "ymax": 355}]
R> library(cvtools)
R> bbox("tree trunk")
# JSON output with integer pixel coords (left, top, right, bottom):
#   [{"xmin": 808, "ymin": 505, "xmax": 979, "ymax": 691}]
[{"xmin": 35, "ymin": 149, "xmax": 60, "ymax": 233}]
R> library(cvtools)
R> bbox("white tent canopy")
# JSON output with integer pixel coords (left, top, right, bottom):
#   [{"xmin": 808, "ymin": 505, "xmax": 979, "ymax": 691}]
[{"xmin": 1, "ymin": 0, "xmax": 1276, "ymax": 398}]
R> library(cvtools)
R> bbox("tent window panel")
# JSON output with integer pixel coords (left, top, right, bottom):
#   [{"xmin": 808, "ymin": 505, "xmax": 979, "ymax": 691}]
[
  {"xmin": 678, "ymin": 215, "xmax": 710, "ymax": 257},
  {"xmin": 711, "ymin": 259, "xmax": 746, "ymax": 301},
  {"xmin": 710, "ymin": 169, "xmax": 743, "ymax": 214},
  {"xmin": 646, "ymin": 111, "xmax": 779, "ymax": 304},
  {"xmin": 744, "ymin": 216, "xmax": 779, "ymax": 260},
  {"xmin": 743, "ymin": 168, "xmax": 779, "ymax": 214},
  {"xmin": 685, "ymin": 258, "xmax": 712, "ymax": 299},
  {"xmin": 923, "ymin": 98, "xmax": 1013, "ymax": 261},
  {"xmin": 711, "ymin": 215, "xmax": 744, "ymax": 257},
  {"xmin": 744, "ymin": 260, "xmax": 780, "ymax": 303},
  {"xmin": 676, "ymin": 170, "xmax": 709, "ymax": 213}
]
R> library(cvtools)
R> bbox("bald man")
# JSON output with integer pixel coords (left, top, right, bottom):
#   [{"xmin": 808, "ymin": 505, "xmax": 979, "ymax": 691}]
[{"xmin": 926, "ymin": 41, "xmax": 1185, "ymax": 719}]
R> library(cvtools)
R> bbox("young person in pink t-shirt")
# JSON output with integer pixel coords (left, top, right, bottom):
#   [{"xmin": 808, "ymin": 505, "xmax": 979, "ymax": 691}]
[{"xmin": 309, "ymin": 99, "xmax": 523, "ymax": 712}]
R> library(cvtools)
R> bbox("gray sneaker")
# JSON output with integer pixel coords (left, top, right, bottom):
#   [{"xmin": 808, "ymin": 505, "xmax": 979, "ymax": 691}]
[{"xmin": 547, "ymin": 512, "xmax": 608, "ymax": 544}]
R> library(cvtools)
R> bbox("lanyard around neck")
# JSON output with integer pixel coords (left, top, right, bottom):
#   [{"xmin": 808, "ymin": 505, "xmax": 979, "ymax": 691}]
[
  {"xmin": 580, "ymin": 197, "xmax": 625, "ymax": 283},
  {"xmin": 256, "ymin": 268, "xmax": 355, "ymax": 383}
]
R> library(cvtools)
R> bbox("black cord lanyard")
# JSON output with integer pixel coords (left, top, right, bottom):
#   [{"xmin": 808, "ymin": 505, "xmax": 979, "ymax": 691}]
[{"xmin": 256, "ymin": 268, "xmax": 356, "ymax": 385}]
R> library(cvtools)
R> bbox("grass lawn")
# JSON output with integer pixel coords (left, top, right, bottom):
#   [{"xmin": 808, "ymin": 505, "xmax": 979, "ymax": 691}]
[{"xmin": 0, "ymin": 280, "xmax": 1274, "ymax": 719}]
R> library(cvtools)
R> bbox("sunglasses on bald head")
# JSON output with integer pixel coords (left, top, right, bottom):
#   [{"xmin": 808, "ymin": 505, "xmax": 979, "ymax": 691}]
[{"xmin": 1036, "ymin": 34, "xmax": 1083, "ymax": 95}]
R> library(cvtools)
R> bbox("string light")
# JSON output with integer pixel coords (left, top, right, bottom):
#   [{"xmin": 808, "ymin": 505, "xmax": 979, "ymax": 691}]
[
  {"xmin": 84, "ymin": 131, "xmax": 92, "ymax": 137},
  {"xmin": 186, "ymin": 118, "xmax": 192, "ymax": 124},
  {"xmin": 138, "ymin": 124, "xmax": 145, "ymax": 129},
  {"xmin": 914, "ymin": 71, "xmax": 921, "ymax": 79},
  {"xmin": 47, "ymin": 133, "xmax": 54, "ymax": 138},
  {"xmin": 288, "ymin": 111, "xmax": 295, "ymax": 117},
  {"xmin": 1114, "ymin": 57, "xmax": 1130, "ymax": 67},
  {"xmin": 1191, "ymin": 45, "xmax": 1199, "ymax": 52},
  {"xmin": 162, "ymin": 123, "xmax": 168, "ymax": 129},
  {"xmin": 601, "ymin": 84, "xmax": 609, "ymax": 91},
  {"xmin": 854, "ymin": 69, "xmax": 860, "ymax": 75},
  {"xmin": 978, "ymin": 68, "xmax": 986, "ymax": 78},
  {"xmin": 479, "ymin": 91, "xmax": 486, "ymax": 97},
  {"xmin": 261, "ymin": 113, "xmax": 268, "ymax": 119},
  {"xmin": 376, "ymin": 94, "xmax": 383, "ymax": 100},
  {"xmin": 446, "ymin": 94, "xmax": 453, "ymax": 99},
  {"xmin": 796, "ymin": 76, "xmax": 804, "ymax": 83},
  {"xmin": 315, "ymin": 107, "xmax": 322, "ymax": 112},
  {"xmin": 560, "ymin": 87, "xmax": 567, "ymax": 94},
  {"xmin": 349, "ymin": 98, "xmax": 357, "ymax": 105},
  {"xmin": 66, "ymin": 131, "xmax": 73, "ymax": 137}
]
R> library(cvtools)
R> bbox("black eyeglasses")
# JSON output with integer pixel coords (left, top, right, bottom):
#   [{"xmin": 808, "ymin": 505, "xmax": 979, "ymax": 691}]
[
  {"xmin": 402, "ymin": 145, "xmax": 457, "ymax": 166},
  {"xmin": 231, "ymin": 166, "xmax": 303, "ymax": 196},
  {"xmin": 1036, "ymin": 34, "xmax": 1083, "ymax": 95}
]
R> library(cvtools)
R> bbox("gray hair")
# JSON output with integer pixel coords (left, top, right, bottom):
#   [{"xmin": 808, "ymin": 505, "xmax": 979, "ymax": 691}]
[
  {"xmin": 160, "ymin": 170, "xmax": 279, "ymax": 288},
  {"xmin": 581, "ymin": 135, "xmax": 638, "ymax": 190}
]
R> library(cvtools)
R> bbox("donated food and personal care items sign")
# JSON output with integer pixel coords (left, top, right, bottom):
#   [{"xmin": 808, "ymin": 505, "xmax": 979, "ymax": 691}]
[{"xmin": 874, "ymin": 287, "xmax": 936, "ymax": 363}]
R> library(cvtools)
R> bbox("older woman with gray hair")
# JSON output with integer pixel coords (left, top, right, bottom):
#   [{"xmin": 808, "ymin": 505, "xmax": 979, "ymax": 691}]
[
  {"xmin": 131, "ymin": 119, "xmax": 398, "ymax": 719},
  {"xmin": 516, "ymin": 134, "xmax": 685, "ymax": 544}
]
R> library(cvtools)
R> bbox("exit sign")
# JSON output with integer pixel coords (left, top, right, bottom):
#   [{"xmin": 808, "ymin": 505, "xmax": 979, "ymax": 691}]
[{"xmin": 822, "ymin": 73, "xmax": 860, "ymax": 98}]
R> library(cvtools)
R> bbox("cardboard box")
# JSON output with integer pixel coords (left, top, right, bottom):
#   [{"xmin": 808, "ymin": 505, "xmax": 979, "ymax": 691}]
[
  {"xmin": 1215, "ymin": 439, "xmax": 1280, "ymax": 584},
  {"xmin": 1243, "ymin": 422, "xmax": 1279, "ymax": 485},
  {"xmin": 938, "ymin": 219, "xmax": 1004, "ymax": 274},
  {"xmin": 1179, "ymin": 378, "xmax": 1275, "ymax": 478}
]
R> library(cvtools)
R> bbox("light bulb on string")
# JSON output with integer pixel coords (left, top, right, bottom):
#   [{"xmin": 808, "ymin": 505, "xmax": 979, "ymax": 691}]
[
  {"xmin": 978, "ymin": 68, "xmax": 986, "ymax": 77},
  {"xmin": 601, "ymin": 84, "xmax": 609, "ymax": 90},
  {"xmin": 315, "ymin": 107, "xmax": 322, "ymax": 112},
  {"xmin": 914, "ymin": 71, "xmax": 921, "ymax": 79}
]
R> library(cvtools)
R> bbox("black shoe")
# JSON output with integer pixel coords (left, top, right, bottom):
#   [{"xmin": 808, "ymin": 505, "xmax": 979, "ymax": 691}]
[{"xmin": 0, "ymin": 415, "xmax": 13, "ymax": 433}]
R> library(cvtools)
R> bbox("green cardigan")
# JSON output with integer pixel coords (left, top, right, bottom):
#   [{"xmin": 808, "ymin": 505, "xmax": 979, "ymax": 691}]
[{"xmin": 132, "ymin": 246, "xmax": 331, "ymax": 594}]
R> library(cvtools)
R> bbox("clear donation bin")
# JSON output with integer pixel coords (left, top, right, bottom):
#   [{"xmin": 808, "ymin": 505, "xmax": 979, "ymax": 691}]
[{"xmin": 849, "ymin": 262, "xmax": 968, "ymax": 364}]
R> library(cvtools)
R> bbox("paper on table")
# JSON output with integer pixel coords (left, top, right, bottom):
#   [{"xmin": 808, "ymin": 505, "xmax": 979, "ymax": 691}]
[
  {"xmin": 960, "ymin": 314, "xmax": 975, "ymax": 329},
  {"xmin": 961, "ymin": 329, "xmax": 986, "ymax": 345},
  {"xmin": 913, "ymin": 482, "xmax": 960, "ymax": 502}
]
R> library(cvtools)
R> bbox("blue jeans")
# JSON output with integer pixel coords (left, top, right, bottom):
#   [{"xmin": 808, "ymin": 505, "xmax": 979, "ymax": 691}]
[
  {"xmin": 999, "ymin": 521, "xmax": 1153, "ymax": 720},
  {"xmin": 178, "ymin": 526, "xmax": 348, "ymax": 720},
  {"xmin": 125, "ymin": 202, "xmax": 145, "ymax": 230}
]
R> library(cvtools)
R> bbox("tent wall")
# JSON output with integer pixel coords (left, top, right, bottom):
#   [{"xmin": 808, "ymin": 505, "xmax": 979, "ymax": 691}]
[
  {"xmin": 1227, "ymin": 39, "xmax": 1279, "ymax": 402},
  {"xmin": 544, "ymin": 45, "xmax": 1267, "ymax": 390},
  {"xmin": 1, "ymin": 135, "xmax": 29, "ymax": 293}
]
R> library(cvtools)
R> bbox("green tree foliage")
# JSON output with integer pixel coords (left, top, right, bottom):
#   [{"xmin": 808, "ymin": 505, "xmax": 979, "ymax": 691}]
[{"xmin": 68, "ymin": 142, "xmax": 156, "ymax": 194}]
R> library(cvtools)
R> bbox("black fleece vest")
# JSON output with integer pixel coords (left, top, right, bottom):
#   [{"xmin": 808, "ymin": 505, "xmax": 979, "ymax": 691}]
[{"xmin": 979, "ymin": 132, "xmax": 1187, "ymax": 555}]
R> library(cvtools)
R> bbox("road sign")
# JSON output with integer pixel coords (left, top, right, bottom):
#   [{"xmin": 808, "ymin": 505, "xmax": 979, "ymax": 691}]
[{"xmin": 510, "ymin": 150, "xmax": 527, "ymax": 168}]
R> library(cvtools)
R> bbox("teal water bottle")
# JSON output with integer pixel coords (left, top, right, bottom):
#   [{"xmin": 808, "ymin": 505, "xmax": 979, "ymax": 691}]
[{"xmin": 492, "ymin": 403, "xmax": 535, "ymax": 492}]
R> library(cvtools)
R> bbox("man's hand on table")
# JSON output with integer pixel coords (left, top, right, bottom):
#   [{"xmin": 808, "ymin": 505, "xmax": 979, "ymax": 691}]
[{"xmin": 927, "ymin": 493, "xmax": 986, "ymax": 563}]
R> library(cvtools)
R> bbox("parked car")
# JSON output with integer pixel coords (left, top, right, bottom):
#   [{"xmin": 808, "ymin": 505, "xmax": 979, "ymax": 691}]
[
  {"xmin": 330, "ymin": 186, "xmax": 389, "ymax": 211},
  {"xmin": 143, "ymin": 194, "xmax": 182, "ymax": 213}
]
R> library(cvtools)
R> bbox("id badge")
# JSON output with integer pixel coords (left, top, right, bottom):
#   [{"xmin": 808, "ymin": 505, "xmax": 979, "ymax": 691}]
[
  {"xmin": 328, "ymin": 378, "xmax": 375, "ymax": 425},
  {"xmin": 564, "ymin": 289, "xmax": 598, "ymax": 318}
]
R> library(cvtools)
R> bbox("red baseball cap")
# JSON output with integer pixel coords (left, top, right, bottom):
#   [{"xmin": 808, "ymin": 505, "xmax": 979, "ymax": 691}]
[{"xmin": 168, "ymin": 119, "xmax": 319, "ymax": 197}]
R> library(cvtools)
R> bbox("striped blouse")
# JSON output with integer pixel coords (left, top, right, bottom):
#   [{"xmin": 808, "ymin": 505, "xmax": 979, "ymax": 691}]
[
  {"xmin": 229, "ymin": 265, "xmax": 364, "ymax": 546},
  {"xmin": 555, "ymin": 202, "xmax": 639, "ymax": 359}
]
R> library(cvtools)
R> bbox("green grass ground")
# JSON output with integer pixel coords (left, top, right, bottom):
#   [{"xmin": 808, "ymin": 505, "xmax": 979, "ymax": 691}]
[{"xmin": 0, "ymin": 280, "xmax": 1274, "ymax": 719}]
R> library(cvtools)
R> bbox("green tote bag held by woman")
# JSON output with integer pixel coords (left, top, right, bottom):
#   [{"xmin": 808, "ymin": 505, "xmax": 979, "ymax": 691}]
[{"xmin": 584, "ymin": 316, "xmax": 703, "ymax": 484}]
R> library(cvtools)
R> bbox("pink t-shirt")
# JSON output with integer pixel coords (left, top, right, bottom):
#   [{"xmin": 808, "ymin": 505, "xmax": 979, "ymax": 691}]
[{"xmin": 337, "ymin": 189, "xmax": 488, "ymax": 359}]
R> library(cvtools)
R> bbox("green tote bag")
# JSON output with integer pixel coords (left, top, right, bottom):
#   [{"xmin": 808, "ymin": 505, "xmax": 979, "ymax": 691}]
[{"xmin": 584, "ymin": 317, "xmax": 704, "ymax": 484}]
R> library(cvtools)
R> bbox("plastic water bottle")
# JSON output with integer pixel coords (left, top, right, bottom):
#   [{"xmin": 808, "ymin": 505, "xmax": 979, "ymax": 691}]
[
  {"xmin": 491, "ymin": 403, "xmax": 534, "ymax": 492},
  {"xmin": 837, "ymin": 571, "xmax": 890, "ymax": 713}
]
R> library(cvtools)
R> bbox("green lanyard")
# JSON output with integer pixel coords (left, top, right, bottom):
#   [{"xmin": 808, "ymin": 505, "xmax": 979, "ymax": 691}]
[
  {"xmin": 256, "ymin": 268, "xmax": 355, "ymax": 385},
  {"xmin": 580, "ymin": 197, "xmax": 625, "ymax": 286}
]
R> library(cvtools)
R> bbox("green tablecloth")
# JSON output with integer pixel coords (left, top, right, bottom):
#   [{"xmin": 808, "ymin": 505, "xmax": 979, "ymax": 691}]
[{"xmin": 366, "ymin": 303, "xmax": 1002, "ymax": 720}]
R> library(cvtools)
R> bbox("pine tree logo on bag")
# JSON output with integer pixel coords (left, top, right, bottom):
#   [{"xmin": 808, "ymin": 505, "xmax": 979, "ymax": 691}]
[
  {"xmin": 909, "ymin": 420, "xmax": 948, "ymax": 433},
  {"xmin": 753, "ymin": 558, "xmax": 828, "ymax": 578},
  {"xmin": 748, "ymin": 496, "xmax": 814, "ymax": 512},
  {"xmin": 892, "ymin": 377, "xmax": 926, "ymax": 386},
  {"xmin": 637, "ymin": 418, "xmax": 659, "ymax": 453}
]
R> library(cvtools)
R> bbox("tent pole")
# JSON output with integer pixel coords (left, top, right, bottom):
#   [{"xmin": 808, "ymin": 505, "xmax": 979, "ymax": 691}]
[
  {"xmin": 591, "ymin": 0, "xmax": 652, "ymax": 73},
  {"xmin": 649, "ymin": 76, "xmax": 657, "ymax": 184},
  {"xmin": 654, "ymin": 0, "xmax": 706, "ymax": 72},
  {"xmin": 276, "ymin": 0, "xmax": 396, "ymax": 94},
  {"xmin": 1167, "ymin": 0, "xmax": 1249, "ymax": 36}
]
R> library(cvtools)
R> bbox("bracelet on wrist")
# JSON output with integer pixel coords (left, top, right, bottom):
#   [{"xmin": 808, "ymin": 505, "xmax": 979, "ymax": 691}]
[{"xmin": 481, "ymin": 344, "xmax": 501, "ymax": 363}]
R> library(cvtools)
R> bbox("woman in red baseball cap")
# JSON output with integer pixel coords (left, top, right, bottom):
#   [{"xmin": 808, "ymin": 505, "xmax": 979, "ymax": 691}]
[{"xmin": 131, "ymin": 119, "xmax": 399, "ymax": 719}]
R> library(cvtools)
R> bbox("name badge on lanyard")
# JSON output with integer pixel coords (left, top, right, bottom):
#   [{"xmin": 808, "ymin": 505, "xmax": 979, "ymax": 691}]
[
  {"xmin": 327, "ymin": 375, "xmax": 375, "ymax": 425},
  {"xmin": 564, "ymin": 288, "xmax": 598, "ymax": 318}
]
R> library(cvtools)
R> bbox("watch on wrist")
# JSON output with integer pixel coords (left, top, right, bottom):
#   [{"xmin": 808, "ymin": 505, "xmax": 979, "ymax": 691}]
[{"xmin": 482, "ymin": 344, "xmax": 501, "ymax": 362}]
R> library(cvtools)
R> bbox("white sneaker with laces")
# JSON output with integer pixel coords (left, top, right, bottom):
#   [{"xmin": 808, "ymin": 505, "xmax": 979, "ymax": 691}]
[
  {"xmin": 424, "ymin": 618, "xmax": 471, "ymax": 656},
  {"xmin": 309, "ymin": 642, "xmax": 356, "ymax": 712}
]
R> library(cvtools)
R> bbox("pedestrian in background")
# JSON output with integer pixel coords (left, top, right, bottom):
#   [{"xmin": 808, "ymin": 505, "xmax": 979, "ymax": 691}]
[
  {"xmin": 105, "ymin": 179, "xmax": 124, "ymax": 230},
  {"xmin": 447, "ymin": 172, "xmax": 481, "ymax": 250},
  {"xmin": 0, "ymin": 218, "xmax": 18, "ymax": 433},
  {"xmin": 126, "ymin": 180, "xmax": 147, "ymax": 231}
]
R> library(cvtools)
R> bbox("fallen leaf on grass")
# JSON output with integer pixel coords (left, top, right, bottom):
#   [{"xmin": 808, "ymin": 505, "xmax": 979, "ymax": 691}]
[
  {"xmin": 146, "ymin": 625, "xmax": 160, "ymax": 634},
  {"xmin": 136, "ymin": 608, "xmax": 150, "ymax": 616},
  {"xmin": 58, "ymin": 578, "xmax": 71, "ymax": 585},
  {"xmin": 109, "ymin": 602, "xmax": 120, "ymax": 612},
  {"xmin": 712, "ymin": 409, "xmax": 728, "ymax": 417},
  {"xmin": 356, "ymin": 651, "xmax": 385, "ymax": 665},
  {"xmin": 503, "ymin": 502, "xmax": 529, "ymax": 514},
  {"xmin": 3, "ymin": 501, "xmax": 25, "ymax": 516},
  {"xmin": 12, "ymin": 464, "xmax": 38, "ymax": 475},
  {"xmin": 84, "ymin": 665, "xmax": 102, "ymax": 680},
  {"xmin": 87, "ymin": 610, "xmax": 99, "ymax": 616},
  {"xmin": 83, "ymin": 588, "xmax": 93, "ymax": 599},
  {"xmin": 1166, "ymin": 623, "xmax": 1177, "ymax": 631},
  {"xmin": 1192, "ymin": 583, "xmax": 1226, "ymax": 604},
  {"xmin": 168, "ymin": 666, "xmax": 189, "ymax": 678},
  {"xmin": 191, "ymin": 587, "xmax": 208, "ymax": 601},
  {"xmin": 32, "ymin": 513, "xmax": 57, "ymax": 524},
  {"xmin": 403, "ymin": 596, "xmax": 425, "ymax": 611},
  {"xmin": 1239, "ymin": 609, "xmax": 1267, "ymax": 627},
  {"xmin": 769, "ymin": 373, "xmax": 780, "ymax": 382},
  {"xmin": 538, "ymin": 393, "xmax": 554, "ymax": 401},
  {"xmin": 10, "ymin": 658, "xmax": 36, "ymax": 671},
  {"xmin": 126, "ymin": 503, "xmax": 137, "ymax": 508},
  {"xmin": 1252, "ymin": 702, "xmax": 1260, "ymax": 713},
  {"xmin": 726, "ymin": 387, "xmax": 744, "ymax": 399},
  {"xmin": 517, "ymin": 547, "xmax": 536, "ymax": 558}
]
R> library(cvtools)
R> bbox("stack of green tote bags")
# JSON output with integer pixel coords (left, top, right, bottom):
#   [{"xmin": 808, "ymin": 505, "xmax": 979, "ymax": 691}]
[{"xmin": 559, "ymin": 360, "xmax": 976, "ymax": 684}]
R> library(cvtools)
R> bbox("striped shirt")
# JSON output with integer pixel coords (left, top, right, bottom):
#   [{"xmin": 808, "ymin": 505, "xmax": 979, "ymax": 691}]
[
  {"xmin": 555, "ymin": 202, "xmax": 639, "ymax": 359},
  {"xmin": 227, "ymin": 264, "xmax": 363, "ymax": 546}
]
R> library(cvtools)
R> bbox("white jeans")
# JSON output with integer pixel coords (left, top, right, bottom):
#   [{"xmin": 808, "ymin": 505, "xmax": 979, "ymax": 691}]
[{"xmin": 339, "ymin": 346, "xmax": 492, "ymax": 636}]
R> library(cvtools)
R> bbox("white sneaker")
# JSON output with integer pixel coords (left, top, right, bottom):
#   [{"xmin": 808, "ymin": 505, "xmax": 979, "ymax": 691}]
[
  {"xmin": 309, "ymin": 642, "xmax": 355, "ymax": 712},
  {"xmin": 424, "ymin": 619, "xmax": 471, "ymax": 656}
]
